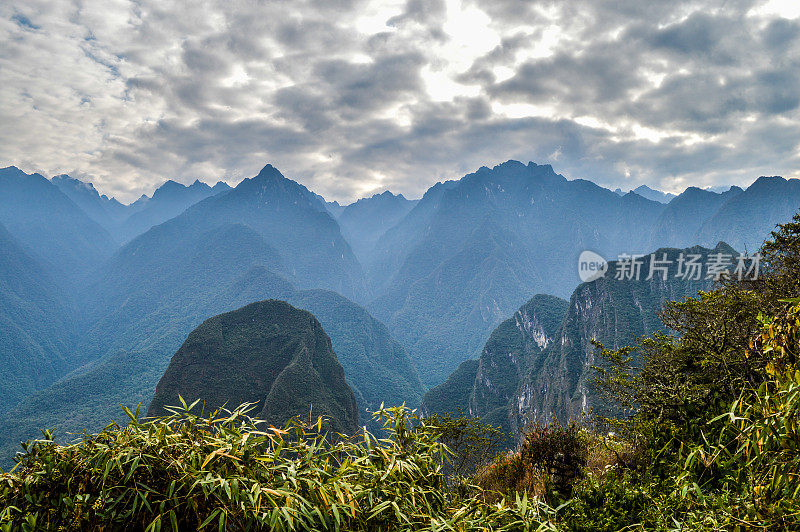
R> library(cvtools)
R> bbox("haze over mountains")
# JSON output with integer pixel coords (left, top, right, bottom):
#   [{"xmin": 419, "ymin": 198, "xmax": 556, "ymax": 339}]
[
  {"xmin": 422, "ymin": 243, "xmax": 735, "ymax": 438},
  {"xmin": 51, "ymin": 172, "xmax": 232, "ymax": 244},
  {"xmin": 614, "ymin": 184, "xmax": 677, "ymax": 203},
  {"xmin": 335, "ymin": 191, "xmax": 418, "ymax": 265},
  {"xmin": 0, "ymin": 160, "xmax": 798, "ymax": 463},
  {"xmin": 0, "ymin": 166, "xmax": 116, "ymax": 287},
  {"xmin": 0, "ymin": 222, "xmax": 78, "ymax": 413}
]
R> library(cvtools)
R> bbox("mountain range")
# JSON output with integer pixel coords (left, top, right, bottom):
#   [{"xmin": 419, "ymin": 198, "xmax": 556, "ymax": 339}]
[
  {"xmin": 52, "ymin": 173, "xmax": 232, "ymax": 244},
  {"xmin": 0, "ymin": 166, "xmax": 116, "ymax": 287},
  {"xmin": 0, "ymin": 160, "xmax": 797, "ymax": 463},
  {"xmin": 363, "ymin": 162, "xmax": 799, "ymax": 387},
  {"xmin": 614, "ymin": 184, "xmax": 677, "ymax": 203},
  {"xmin": 335, "ymin": 191, "xmax": 418, "ymax": 265}
]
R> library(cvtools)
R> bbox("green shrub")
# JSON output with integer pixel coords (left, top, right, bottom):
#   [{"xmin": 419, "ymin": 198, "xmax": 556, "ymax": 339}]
[
  {"xmin": 0, "ymin": 402, "xmax": 556, "ymax": 531},
  {"xmin": 674, "ymin": 303, "xmax": 800, "ymax": 529},
  {"xmin": 521, "ymin": 422, "xmax": 588, "ymax": 499},
  {"xmin": 560, "ymin": 473, "xmax": 662, "ymax": 531},
  {"xmin": 424, "ymin": 411, "xmax": 505, "ymax": 481}
]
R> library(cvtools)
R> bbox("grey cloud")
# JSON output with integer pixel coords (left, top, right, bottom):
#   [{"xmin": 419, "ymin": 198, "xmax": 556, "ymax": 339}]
[
  {"xmin": 627, "ymin": 73, "xmax": 750, "ymax": 133},
  {"xmin": 642, "ymin": 12, "xmax": 742, "ymax": 62},
  {"xmin": 387, "ymin": 0, "xmax": 447, "ymax": 41},
  {"xmin": 181, "ymin": 42, "xmax": 229, "ymax": 74},
  {"xmin": 490, "ymin": 46, "xmax": 645, "ymax": 109},
  {"xmin": 315, "ymin": 52, "xmax": 426, "ymax": 112},
  {"xmin": 762, "ymin": 18, "xmax": 800, "ymax": 50},
  {"xmin": 753, "ymin": 69, "xmax": 800, "ymax": 114},
  {"xmin": 457, "ymin": 32, "xmax": 536, "ymax": 85},
  {"xmin": 1, "ymin": 0, "xmax": 799, "ymax": 203},
  {"xmin": 273, "ymin": 86, "xmax": 337, "ymax": 133},
  {"xmin": 388, "ymin": 0, "xmax": 446, "ymax": 27}
]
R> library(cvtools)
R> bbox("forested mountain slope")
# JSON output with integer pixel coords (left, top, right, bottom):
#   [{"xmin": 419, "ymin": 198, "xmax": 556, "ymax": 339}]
[
  {"xmin": 423, "ymin": 243, "xmax": 737, "ymax": 437},
  {"xmin": 368, "ymin": 160, "xmax": 666, "ymax": 386},
  {"xmin": 148, "ymin": 300, "xmax": 359, "ymax": 435},
  {"xmin": 0, "ymin": 166, "xmax": 116, "ymax": 286},
  {"xmin": 0, "ymin": 222, "xmax": 79, "ymax": 413}
]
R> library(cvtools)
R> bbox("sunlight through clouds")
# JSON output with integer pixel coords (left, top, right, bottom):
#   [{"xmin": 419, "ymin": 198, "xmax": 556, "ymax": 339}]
[{"xmin": 0, "ymin": 0, "xmax": 798, "ymax": 202}]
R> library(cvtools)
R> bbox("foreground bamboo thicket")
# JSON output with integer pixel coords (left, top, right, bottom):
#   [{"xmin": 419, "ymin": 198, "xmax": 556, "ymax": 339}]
[{"xmin": 0, "ymin": 402, "xmax": 556, "ymax": 531}]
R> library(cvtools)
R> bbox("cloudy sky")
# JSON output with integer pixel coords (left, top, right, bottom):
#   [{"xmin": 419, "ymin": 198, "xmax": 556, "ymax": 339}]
[{"xmin": 1, "ymin": 0, "xmax": 799, "ymax": 203}]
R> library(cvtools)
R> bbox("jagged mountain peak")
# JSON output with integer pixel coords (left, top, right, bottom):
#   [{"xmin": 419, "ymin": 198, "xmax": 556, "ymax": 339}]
[
  {"xmin": 116, "ymin": 177, "xmax": 231, "ymax": 243},
  {"xmin": 50, "ymin": 173, "xmax": 129, "ymax": 232},
  {"xmin": 52, "ymin": 173, "xmax": 95, "ymax": 190},
  {"xmin": 664, "ymin": 185, "xmax": 739, "ymax": 209},
  {"xmin": 51, "ymin": 174, "xmax": 123, "ymax": 206},
  {"xmin": 682, "ymin": 185, "xmax": 714, "ymax": 196},
  {"xmin": 129, "ymin": 193, "xmax": 150, "ymax": 208},
  {"xmin": 705, "ymin": 184, "xmax": 743, "ymax": 194},
  {"xmin": 150, "ymin": 180, "xmax": 183, "ymax": 199},
  {"xmin": 0, "ymin": 165, "xmax": 25, "ymax": 176},
  {"xmin": 151, "ymin": 179, "xmax": 209, "ymax": 200},
  {"xmin": 354, "ymin": 190, "xmax": 407, "ymax": 205},
  {"xmin": 211, "ymin": 181, "xmax": 231, "ymax": 193},
  {"xmin": 0, "ymin": 165, "xmax": 117, "ymax": 282},
  {"xmin": 678, "ymin": 185, "xmax": 743, "ymax": 199},
  {"xmin": 465, "ymin": 160, "xmax": 563, "ymax": 185},
  {"xmin": 748, "ymin": 175, "xmax": 792, "ymax": 192},
  {"xmin": 237, "ymin": 164, "xmax": 294, "ymax": 190},
  {"xmin": 254, "ymin": 163, "xmax": 285, "ymax": 181},
  {"xmin": 149, "ymin": 178, "xmax": 219, "ymax": 201},
  {"xmin": 631, "ymin": 184, "xmax": 677, "ymax": 203},
  {"xmin": 0, "ymin": 166, "xmax": 48, "ymax": 184},
  {"xmin": 231, "ymin": 164, "xmax": 330, "ymax": 214}
]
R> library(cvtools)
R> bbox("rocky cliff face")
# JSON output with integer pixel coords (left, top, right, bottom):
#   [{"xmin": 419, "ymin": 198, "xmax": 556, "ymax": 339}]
[
  {"xmin": 423, "ymin": 243, "xmax": 736, "ymax": 441},
  {"xmin": 522, "ymin": 243, "xmax": 736, "ymax": 426},
  {"xmin": 422, "ymin": 294, "xmax": 568, "ymax": 437},
  {"xmin": 467, "ymin": 294, "xmax": 569, "ymax": 435}
]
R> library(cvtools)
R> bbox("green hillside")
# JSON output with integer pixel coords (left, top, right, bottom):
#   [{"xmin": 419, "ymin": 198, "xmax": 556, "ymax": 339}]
[
  {"xmin": 0, "ymin": 221, "xmax": 418, "ymax": 464},
  {"xmin": 149, "ymin": 300, "xmax": 358, "ymax": 435},
  {"xmin": 0, "ymin": 223, "xmax": 79, "ymax": 413}
]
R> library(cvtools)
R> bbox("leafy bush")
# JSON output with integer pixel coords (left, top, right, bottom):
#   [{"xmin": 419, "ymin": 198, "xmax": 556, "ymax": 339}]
[
  {"xmin": 670, "ymin": 302, "xmax": 800, "ymax": 528},
  {"xmin": 560, "ymin": 473, "xmax": 663, "ymax": 531},
  {"xmin": 521, "ymin": 422, "xmax": 588, "ymax": 498},
  {"xmin": 0, "ymin": 402, "xmax": 556, "ymax": 531},
  {"xmin": 580, "ymin": 213, "xmax": 800, "ymax": 529},
  {"xmin": 424, "ymin": 411, "xmax": 505, "ymax": 480},
  {"xmin": 474, "ymin": 421, "xmax": 590, "ymax": 505},
  {"xmin": 474, "ymin": 451, "xmax": 544, "ymax": 503}
]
